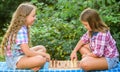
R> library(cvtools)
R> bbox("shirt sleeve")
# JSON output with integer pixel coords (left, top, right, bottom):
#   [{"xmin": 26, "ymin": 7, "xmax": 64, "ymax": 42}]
[
  {"xmin": 16, "ymin": 27, "xmax": 28, "ymax": 45},
  {"xmin": 80, "ymin": 31, "xmax": 89, "ymax": 44},
  {"xmin": 92, "ymin": 32, "xmax": 106, "ymax": 57}
]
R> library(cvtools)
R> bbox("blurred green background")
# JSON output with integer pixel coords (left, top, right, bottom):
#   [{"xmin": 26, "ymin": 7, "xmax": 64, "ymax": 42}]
[{"xmin": 0, "ymin": 0, "xmax": 120, "ymax": 61}]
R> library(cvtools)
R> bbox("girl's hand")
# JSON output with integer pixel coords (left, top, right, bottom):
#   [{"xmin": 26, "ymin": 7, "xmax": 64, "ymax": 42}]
[
  {"xmin": 45, "ymin": 53, "xmax": 51, "ymax": 62},
  {"xmin": 35, "ymin": 51, "xmax": 51, "ymax": 61},
  {"xmin": 82, "ymin": 53, "xmax": 98, "ymax": 58},
  {"xmin": 70, "ymin": 50, "xmax": 77, "ymax": 60},
  {"xmin": 82, "ymin": 54, "xmax": 87, "ymax": 58}
]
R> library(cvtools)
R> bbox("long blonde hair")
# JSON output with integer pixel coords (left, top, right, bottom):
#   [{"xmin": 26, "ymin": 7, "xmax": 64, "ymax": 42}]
[
  {"xmin": 1, "ymin": 2, "xmax": 36, "ymax": 54},
  {"xmin": 80, "ymin": 8, "xmax": 109, "ymax": 37}
]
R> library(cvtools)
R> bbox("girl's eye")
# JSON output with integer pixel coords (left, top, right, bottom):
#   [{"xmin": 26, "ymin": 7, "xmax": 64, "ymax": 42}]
[
  {"xmin": 84, "ymin": 24, "xmax": 87, "ymax": 26},
  {"xmin": 33, "ymin": 15, "xmax": 36, "ymax": 17}
]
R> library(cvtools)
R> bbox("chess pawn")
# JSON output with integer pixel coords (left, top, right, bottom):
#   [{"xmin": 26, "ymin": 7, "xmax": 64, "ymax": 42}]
[
  {"xmin": 49, "ymin": 60, "xmax": 52, "ymax": 68},
  {"xmin": 70, "ymin": 60, "xmax": 74, "ymax": 68},
  {"xmin": 52, "ymin": 59, "xmax": 55, "ymax": 68},
  {"xmin": 59, "ymin": 61, "xmax": 62, "ymax": 68},
  {"xmin": 61, "ymin": 61, "xmax": 66, "ymax": 68},
  {"xmin": 57, "ymin": 61, "xmax": 61, "ymax": 68},
  {"xmin": 64, "ymin": 61, "xmax": 67, "ymax": 69},
  {"xmin": 73, "ymin": 59, "xmax": 77, "ymax": 68},
  {"xmin": 66, "ymin": 60, "xmax": 71, "ymax": 68},
  {"xmin": 59, "ymin": 61, "xmax": 63, "ymax": 68},
  {"xmin": 55, "ymin": 60, "xmax": 57, "ymax": 68}
]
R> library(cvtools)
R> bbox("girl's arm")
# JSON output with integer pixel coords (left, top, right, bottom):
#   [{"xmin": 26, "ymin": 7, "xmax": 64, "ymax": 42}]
[
  {"xmin": 71, "ymin": 32, "xmax": 89, "ymax": 60},
  {"xmin": 88, "ymin": 53, "xmax": 98, "ymax": 58},
  {"xmin": 82, "ymin": 53, "xmax": 98, "ymax": 58},
  {"xmin": 20, "ymin": 43, "xmax": 47, "ymax": 57},
  {"xmin": 72, "ymin": 40, "xmax": 84, "ymax": 52},
  {"xmin": 73, "ymin": 31, "xmax": 89, "ymax": 52},
  {"xmin": 70, "ymin": 40, "xmax": 84, "ymax": 60}
]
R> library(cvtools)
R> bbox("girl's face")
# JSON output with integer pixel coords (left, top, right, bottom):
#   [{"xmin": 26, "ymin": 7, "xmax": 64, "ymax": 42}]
[
  {"xmin": 25, "ymin": 9, "xmax": 36, "ymax": 26},
  {"xmin": 81, "ymin": 21, "xmax": 92, "ymax": 31}
]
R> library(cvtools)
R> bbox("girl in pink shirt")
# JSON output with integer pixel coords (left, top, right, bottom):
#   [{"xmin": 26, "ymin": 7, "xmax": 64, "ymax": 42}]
[
  {"xmin": 70, "ymin": 8, "xmax": 119, "ymax": 71},
  {"xmin": 1, "ymin": 2, "xmax": 50, "ymax": 71}
]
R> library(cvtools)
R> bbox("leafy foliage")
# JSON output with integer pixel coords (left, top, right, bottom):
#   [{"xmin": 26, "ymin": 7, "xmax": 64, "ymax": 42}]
[
  {"xmin": 0, "ymin": 0, "xmax": 120, "ymax": 61},
  {"xmin": 31, "ymin": 16, "xmax": 85, "ymax": 60},
  {"xmin": 0, "ymin": 0, "xmax": 30, "ymax": 36},
  {"xmin": 31, "ymin": 0, "xmax": 120, "ymax": 60}
]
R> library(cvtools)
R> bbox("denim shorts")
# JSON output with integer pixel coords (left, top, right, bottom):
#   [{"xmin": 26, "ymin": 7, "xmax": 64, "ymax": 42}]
[
  {"xmin": 105, "ymin": 57, "xmax": 119, "ymax": 69},
  {"xmin": 6, "ymin": 55, "xmax": 23, "ymax": 69}
]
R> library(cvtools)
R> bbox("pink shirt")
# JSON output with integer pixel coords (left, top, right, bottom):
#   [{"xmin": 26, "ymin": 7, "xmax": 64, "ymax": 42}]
[
  {"xmin": 6, "ymin": 26, "xmax": 28, "ymax": 57},
  {"xmin": 81, "ymin": 31, "xmax": 119, "ymax": 58}
]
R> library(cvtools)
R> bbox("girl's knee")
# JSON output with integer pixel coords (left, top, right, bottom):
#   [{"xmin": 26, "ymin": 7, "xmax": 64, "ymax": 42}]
[
  {"xmin": 80, "ymin": 60, "xmax": 90, "ymax": 71},
  {"xmin": 38, "ymin": 45, "xmax": 46, "ymax": 52},
  {"xmin": 35, "ymin": 55, "xmax": 46, "ymax": 64}
]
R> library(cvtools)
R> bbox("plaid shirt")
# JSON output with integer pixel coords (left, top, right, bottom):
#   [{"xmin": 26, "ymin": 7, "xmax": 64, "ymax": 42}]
[
  {"xmin": 6, "ymin": 26, "xmax": 28, "ymax": 57},
  {"xmin": 81, "ymin": 31, "xmax": 119, "ymax": 58},
  {"xmin": 16, "ymin": 26, "xmax": 28, "ymax": 46}
]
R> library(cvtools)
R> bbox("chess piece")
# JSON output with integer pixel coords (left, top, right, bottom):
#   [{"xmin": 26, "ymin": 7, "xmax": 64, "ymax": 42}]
[
  {"xmin": 62, "ymin": 61, "xmax": 66, "ymax": 68},
  {"xmin": 52, "ymin": 59, "xmax": 54, "ymax": 68},
  {"xmin": 70, "ymin": 60, "xmax": 73, "ymax": 68},
  {"xmin": 73, "ymin": 59, "xmax": 77, "ymax": 68},
  {"xmin": 49, "ymin": 60, "xmax": 52, "ymax": 68},
  {"xmin": 55, "ymin": 59, "xmax": 57, "ymax": 68}
]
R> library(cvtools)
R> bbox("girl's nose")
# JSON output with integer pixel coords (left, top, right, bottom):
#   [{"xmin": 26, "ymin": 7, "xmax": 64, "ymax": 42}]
[{"xmin": 34, "ymin": 16, "xmax": 36, "ymax": 20}]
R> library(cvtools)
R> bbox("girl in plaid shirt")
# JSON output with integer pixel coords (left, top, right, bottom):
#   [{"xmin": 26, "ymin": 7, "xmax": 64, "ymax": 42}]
[
  {"xmin": 1, "ymin": 2, "xmax": 50, "ymax": 71},
  {"xmin": 70, "ymin": 8, "xmax": 119, "ymax": 71}
]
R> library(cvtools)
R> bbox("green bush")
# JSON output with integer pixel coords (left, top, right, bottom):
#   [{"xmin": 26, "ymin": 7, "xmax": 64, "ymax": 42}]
[
  {"xmin": 31, "ymin": 0, "xmax": 87, "ymax": 60},
  {"xmin": 31, "ymin": 16, "xmax": 85, "ymax": 60},
  {"xmin": 31, "ymin": 0, "xmax": 120, "ymax": 60},
  {"xmin": 0, "ymin": 0, "xmax": 119, "ymax": 61}
]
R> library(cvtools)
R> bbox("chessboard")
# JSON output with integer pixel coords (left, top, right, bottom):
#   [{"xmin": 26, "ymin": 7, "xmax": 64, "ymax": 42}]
[{"xmin": 49, "ymin": 60, "xmax": 80, "ymax": 69}]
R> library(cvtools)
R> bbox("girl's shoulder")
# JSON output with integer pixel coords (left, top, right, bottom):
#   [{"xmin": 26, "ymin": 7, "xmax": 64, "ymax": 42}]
[
  {"xmin": 96, "ymin": 30, "xmax": 112, "ymax": 38},
  {"xmin": 98, "ymin": 30, "xmax": 110, "ymax": 35},
  {"xmin": 18, "ymin": 25, "xmax": 27, "ymax": 33}
]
